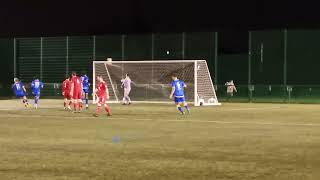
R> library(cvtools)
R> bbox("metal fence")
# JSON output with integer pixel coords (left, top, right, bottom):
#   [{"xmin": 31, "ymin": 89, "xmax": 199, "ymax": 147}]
[
  {"xmin": 4, "ymin": 29, "xmax": 320, "ymax": 103},
  {"xmin": 14, "ymin": 33, "xmax": 218, "ymax": 83}
]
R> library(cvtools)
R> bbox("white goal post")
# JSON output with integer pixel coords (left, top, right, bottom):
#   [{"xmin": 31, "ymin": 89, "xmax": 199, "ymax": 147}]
[{"xmin": 92, "ymin": 60, "xmax": 221, "ymax": 106}]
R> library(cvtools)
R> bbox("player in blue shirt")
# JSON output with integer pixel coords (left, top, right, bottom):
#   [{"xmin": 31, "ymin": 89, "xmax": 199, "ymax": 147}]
[
  {"xmin": 12, "ymin": 78, "xmax": 29, "ymax": 108},
  {"xmin": 80, "ymin": 71, "xmax": 90, "ymax": 109},
  {"xmin": 31, "ymin": 76, "xmax": 44, "ymax": 109},
  {"xmin": 169, "ymin": 73, "xmax": 190, "ymax": 115}
]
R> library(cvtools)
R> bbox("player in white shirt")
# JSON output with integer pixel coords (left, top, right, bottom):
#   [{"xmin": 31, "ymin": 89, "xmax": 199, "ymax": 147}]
[
  {"xmin": 225, "ymin": 80, "xmax": 237, "ymax": 101},
  {"xmin": 121, "ymin": 73, "xmax": 132, "ymax": 105}
]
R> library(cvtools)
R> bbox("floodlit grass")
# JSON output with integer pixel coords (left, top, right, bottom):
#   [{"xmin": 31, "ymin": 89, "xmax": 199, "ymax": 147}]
[{"xmin": 0, "ymin": 100, "xmax": 319, "ymax": 179}]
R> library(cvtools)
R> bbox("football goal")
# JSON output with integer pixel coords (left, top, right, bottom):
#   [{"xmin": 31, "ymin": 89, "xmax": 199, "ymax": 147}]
[{"xmin": 93, "ymin": 60, "xmax": 220, "ymax": 106}]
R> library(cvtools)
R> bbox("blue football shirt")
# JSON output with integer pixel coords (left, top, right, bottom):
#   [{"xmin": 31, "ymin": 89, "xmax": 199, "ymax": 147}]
[
  {"xmin": 80, "ymin": 75, "xmax": 90, "ymax": 90},
  {"xmin": 31, "ymin": 80, "xmax": 44, "ymax": 95},
  {"xmin": 171, "ymin": 79, "xmax": 185, "ymax": 98}
]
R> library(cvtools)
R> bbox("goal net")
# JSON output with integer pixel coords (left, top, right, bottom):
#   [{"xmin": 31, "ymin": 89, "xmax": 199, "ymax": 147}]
[{"xmin": 93, "ymin": 60, "xmax": 220, "ymax": 106}]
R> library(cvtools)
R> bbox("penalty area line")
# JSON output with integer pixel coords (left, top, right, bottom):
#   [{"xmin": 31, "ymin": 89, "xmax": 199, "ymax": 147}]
[{"xmin": 114, "ymin": 117, "xmax": 320, "ymax": 127}]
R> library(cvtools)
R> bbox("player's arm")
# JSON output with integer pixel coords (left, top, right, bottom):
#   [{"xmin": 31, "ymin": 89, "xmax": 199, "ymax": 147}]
[
  {"xmin": 22, "ymin": 85, "xmax": 27, "ymax": 93},
  {"xmin": 169, "ymin": 87, "xmax": 175, "ymax": 99},
  {"xmin": 106, "ymin": 86, "xmax": 110, "ymax": 100},
  {"xmin": 62, "ymin": 81, "xmax": 66, "ymax": 95},
  {"xmin": 233, "ymin": 85, "xmax": 237, "ymax": 92},
  {"xmin": 131, "ymin": 80, "xmax": 137, "ymax": 86},
  {"xmin": 70, "ymin": 81, "xmax": 74, "ymax": 97}
]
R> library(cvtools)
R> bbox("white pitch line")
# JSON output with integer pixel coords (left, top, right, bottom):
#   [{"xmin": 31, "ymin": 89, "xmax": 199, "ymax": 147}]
[
  {"xmin": 227, "ymin": 107, "xmax": 283, "ymax": 111},
  {"xmin": 1, "ymin": 114, "xmax": 320, "ymax": 127}
]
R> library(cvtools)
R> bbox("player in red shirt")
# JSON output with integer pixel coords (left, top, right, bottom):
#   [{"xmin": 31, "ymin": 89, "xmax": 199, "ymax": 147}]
[
  {"xmin": 94, "ymin": 75, "xmax": 112, "ymax": 117},
  {"xmin": 62, "ymin": 75, "xmax": 72, "ymax": 110},
  {"xmin": 70, "ymin": 71, "xmax": 83, "ymax": 113}
]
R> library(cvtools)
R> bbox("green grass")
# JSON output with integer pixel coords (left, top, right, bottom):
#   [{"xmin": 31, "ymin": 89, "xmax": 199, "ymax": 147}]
[{"xmin": 0, "ymin": 100, "xmax": 319, "ymax": 180}]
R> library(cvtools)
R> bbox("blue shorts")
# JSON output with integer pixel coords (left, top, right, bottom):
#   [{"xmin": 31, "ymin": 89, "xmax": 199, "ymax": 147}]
[
  {"xmin": 16, "ymin": 93, "xmax": 26, "ymax": 98},
  {"xmin": 174, "ymin": 97, "xmax": 185, "ymax": 103},
  {"xmin": 83, "ymin": 89, "xmax": 90, "ymax": 93},
  {"xmin": 33, "ymin": 92, "xmax": 41, "ymax": 97}
]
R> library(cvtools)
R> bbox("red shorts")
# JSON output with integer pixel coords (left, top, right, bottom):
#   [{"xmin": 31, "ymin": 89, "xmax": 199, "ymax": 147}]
[
  {"xmin": 98, "ymin": 96, "xmax": 106, "ymax": 105},
  {"xmin": 72, "ymin": 90, "xmax": 82, "ymax": 100},
  {"xmin": 64, "ymin": 93, "xmax": 71, "ymax": 100}
]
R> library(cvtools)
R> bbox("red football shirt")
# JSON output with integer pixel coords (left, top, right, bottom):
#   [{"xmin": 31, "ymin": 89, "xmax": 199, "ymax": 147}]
[
  {"xmin": 71, "ymin": 76, "xmax": 82, "ymax": 92},
  {"xmin": 97, "ymin": 81, "xmax": 107, "ymax": 97},
  {"xmin": 62, "ymin": 79, "xmax": 71, "ymax": 93}
]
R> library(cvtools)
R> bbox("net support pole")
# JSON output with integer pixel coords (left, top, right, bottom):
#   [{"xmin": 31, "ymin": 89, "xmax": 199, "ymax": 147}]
[
  {"xmin": 121, "ymin": 34, "xmax": 125, "ymax": 60},
  {"xmin": 182, "ymin": 32, "xmax": 185, "ymax": 59},
  {"xmin": 151, "ymin": 33, "xmax": 154, "ymax": 83},
  {"xmin": 284, "ymin": 28, "xmax": 288, "ymax": 101},
  {"xmin": 121, "ymin": 34, "xmax": 125, "ymax": 75},
  {"xmin": 214, "ymin": 32, "xmax": 218, "ymax": 88},
  {"xmin": 92, "ymin": 61, "xmax": 96, "ymax": 103},
  {"xmin": 248, "ymin": 31, "xmax": 252, "ymax": 102},
  {"xmin": 93, "ymin": 35, "xmax": 96, "ymax": 60},
  {"xmin": 194, "ymin": 61, "xmax": 198, "ymax": 106},
  {"xmin": 66, "ymin": 36, "xmax": 69, "ymax": 75},
  {"xmin": 13, "ymin": 38, "xmax": 17, "ymax": 78},
  {"xmin": 40, "ymin": 37, "xmax": 43, "ymax": 80},
  {"xmin": 151, "ymin": 33, "xmax": 154, "ymax": 60}
]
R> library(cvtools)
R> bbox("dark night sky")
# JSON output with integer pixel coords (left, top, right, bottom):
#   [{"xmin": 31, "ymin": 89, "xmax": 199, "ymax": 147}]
[{"xmin": 1, "ymin": 1, "xmax": 320, "ymax": 53}]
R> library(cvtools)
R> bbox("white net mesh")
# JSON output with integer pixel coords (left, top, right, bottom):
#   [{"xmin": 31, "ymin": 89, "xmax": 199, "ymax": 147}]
[{"xmin": 93, "ymin": 60, "xmax": 219, "ymax": 105}]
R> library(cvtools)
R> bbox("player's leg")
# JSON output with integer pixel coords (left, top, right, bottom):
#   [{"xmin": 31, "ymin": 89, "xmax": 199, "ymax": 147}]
[
  {"xmin": 100, "ymin": 96, "xmax": 112, "ymax": 115},
  {"xmin": 125, "ymin": 88, "xmax": 132, "ymax": 104},
  {"xmin": 176, "ymin": 103, "xmax": 184, "ymax": 114},
  {"xmin": 34, "ymin": 95, "xmax": 39, "ymax": 109},
  {"xmin": 226, "ymin": 92, "xmax": 231, "ymax": 101},
  {"xmin": 64, "ymin": 97, "xmax": 68, "ymax": 109},
  {"xmin": 94, "ymin": 98, "xmax": 103, "ymax": 117},
  {"xmin": 122, "ymin": 90, "xmax": 127, "ymax": 105},
  {"xmin": 67, "ymin": 96, "xmax": 72, "ymax": 110},
  {"xmin": 104, "ymin": 103, "xmax": 112, "ymax": 116},
  {"xmin": 67, "ymin": 99, "xmax": 72, "ymax": 110},
  {"xmin": 22, "ymin": 95, "xmax": 29, "ymax": 108},
  {"xmin": 84, "ymin": 90, "xmax": 89, "ymax": 109},
  {"xmin": 72, "ymin": 98, "xmax": 78, "ymax": 112},
  {"xmin": 175, "ymin": 97, "xmax": 184, "ymax": 114},
  {"xmin": 182, "ymin": 103, "xmax": 190, "ymax": 114},
  {"xmin": 181, "ymin": 97, "xmax": 190, "ymax": 113},
  {"xmin": 78, "ymin": 99, "xmax": 83, "ymax": 112}
]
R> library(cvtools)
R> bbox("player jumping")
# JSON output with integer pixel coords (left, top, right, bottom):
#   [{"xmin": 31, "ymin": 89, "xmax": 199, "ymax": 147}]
[
  {"xmin": 93, "ymin": 75, "xmax": 112, "ymax": 117},
  {"xmin": 169, "ymin": 73, "xmax": 190, "ymax": 115},
  {"xmin": 121, "ymin": 73, "xmax": 132, "ymax": 105},
  {"xmin": 70, "ymin": 72, "xmax": 83, "ymax": 113},
  {"xmin": 31, "ymin": 76, "xmax": 44, "ymax": 109},
  {"xmin": 62, "ymin": 75, "xmax": 72, "ymax": 110},
  {"xmin": 80, "ymin": 71, "xmax": 90, "ymax": 109},
  {"xmin": 12, "ymin": 78, "xmax": 29, "ymax": 108}
]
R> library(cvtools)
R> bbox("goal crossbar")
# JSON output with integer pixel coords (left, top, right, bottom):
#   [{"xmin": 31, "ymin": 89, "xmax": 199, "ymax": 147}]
[{"xmin": 93, "ymin": 60, "xmax": 221, "ymax": 106}]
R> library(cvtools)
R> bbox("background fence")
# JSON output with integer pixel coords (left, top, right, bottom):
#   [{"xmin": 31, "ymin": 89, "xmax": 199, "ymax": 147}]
[{"xmin": 0, "ymin": 30, "xmax": 320, "ymax": 103}]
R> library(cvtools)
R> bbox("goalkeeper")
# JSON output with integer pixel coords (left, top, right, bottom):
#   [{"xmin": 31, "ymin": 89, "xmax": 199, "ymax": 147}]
[{"xmin": 121, "ymin": 73, "xmax": 132, "ymax": 105}]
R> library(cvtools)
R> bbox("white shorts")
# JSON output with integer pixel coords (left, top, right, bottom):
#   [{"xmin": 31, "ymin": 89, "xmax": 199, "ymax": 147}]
[{"xmin": 124, "ymin": 88, "xmax": 131, "ymax": 96}]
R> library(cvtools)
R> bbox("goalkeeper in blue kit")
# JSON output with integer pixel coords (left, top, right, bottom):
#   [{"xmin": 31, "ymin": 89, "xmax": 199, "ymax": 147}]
[{"xmin": 169, "ymin": 73, "xmax": 190, "ymax": 115}]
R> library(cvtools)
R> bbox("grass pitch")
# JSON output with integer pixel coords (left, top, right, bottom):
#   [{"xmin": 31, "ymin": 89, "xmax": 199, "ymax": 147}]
[{"xmin": 0, "ymin": 100, "xmax": 319, "ymax": 180}]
